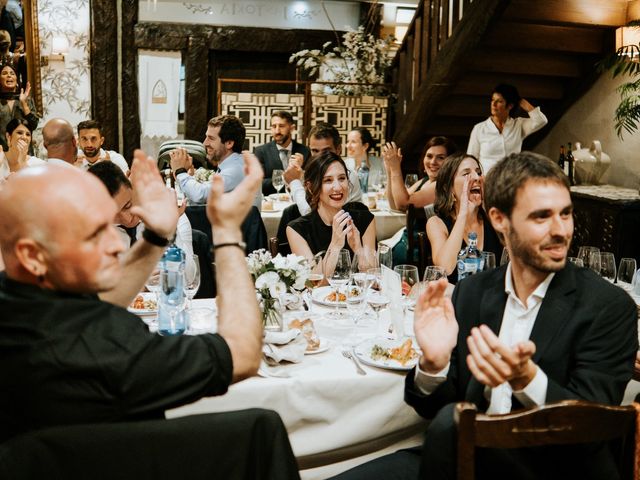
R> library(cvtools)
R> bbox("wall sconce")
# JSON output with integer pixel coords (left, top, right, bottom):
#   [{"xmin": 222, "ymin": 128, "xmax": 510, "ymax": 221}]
[
  {"xmin": 615, "ymin": 27, "xmax": 640, "ymax": 61},
  {"xmin": 49, "ymin": 36, "xmax": 69, "ymax": 62}
]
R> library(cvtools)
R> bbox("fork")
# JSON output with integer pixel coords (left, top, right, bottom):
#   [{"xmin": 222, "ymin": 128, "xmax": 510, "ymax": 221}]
[{"xmin": 342, "ymin": 350, "xmax": 367, "ymax": 375}]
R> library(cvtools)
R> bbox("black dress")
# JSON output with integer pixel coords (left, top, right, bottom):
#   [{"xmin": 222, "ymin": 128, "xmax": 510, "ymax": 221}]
[
  {"xmin": 287, "ymin": 202, "xmax": 374, "ymax": 255},
  {"xmin": 442, "ymin": 213, "xmax": 502, "ymax": 284}
]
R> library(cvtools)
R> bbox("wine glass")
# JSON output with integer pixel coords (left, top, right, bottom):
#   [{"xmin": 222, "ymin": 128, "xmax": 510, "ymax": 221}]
[
  {"xmin": 304, "ymin": 251, "xmax": 325, "ymax": 312},
  {"xmin": 345, "ymin": 275, "xmax": 370, "ymax": 341},
  {"xmin": 325, "ymin": 249, "xmax": 351, "ymax": 319},
  {"xmin": 184, "ymin": 255, "xmax": 201, "ymax": 311},
  {"xmin": 423, "ymin": 265, "xmax": 446, "ymax": 282},
  {"xmin": 598, "ymin": 252, "xmax": 616, "ymax": 283},
  {"xmin": 272, "ymin": 169, "xmax": 285, "ymax": 195},
  {"xmin": 377, "ymin": 244, "xmax": 393, "ymax": 269},
  {"xmin": 577, "ymin": 246, "xmax": 599, "ymax": 267},
  {"xmin": 481, "ymin": 252, "xmax": 496, "ymax": 271},
  {"xmin": 567, "ymin": 257, "xmax": 584, "ymax": 267},
  {"xmin": 405, "ymin": 174, "xmax": 419, "ymax": 189},
  {"xmin": 367, "ymin": 291, "xmax": 390, "ymax": 336},
  {"xmin": 617, "ymin": 258, "xmax": 637, "ymax": 291}
]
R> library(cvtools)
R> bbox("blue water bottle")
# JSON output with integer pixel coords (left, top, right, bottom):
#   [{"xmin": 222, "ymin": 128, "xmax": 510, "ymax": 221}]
[
  {"xmin": 157, "ymin": 240, "xmax": 187, "ymax": 336},
  {"xmin": 357, "ymin": 163, "xmax": 370, "ymax": 194}
]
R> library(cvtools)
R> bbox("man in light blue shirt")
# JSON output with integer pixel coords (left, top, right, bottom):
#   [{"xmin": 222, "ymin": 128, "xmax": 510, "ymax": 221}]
[{"xmin": 170, "ymin": 115, "xmax": 261, "ymax": 208}]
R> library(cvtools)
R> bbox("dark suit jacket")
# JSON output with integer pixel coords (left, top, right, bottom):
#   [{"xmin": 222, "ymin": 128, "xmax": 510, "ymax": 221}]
[
  {"xmin": 405, "ymin": 262, "xmax": 638, "ymax": 419},
  {"xmin": 254, "ymin": 140, "xmax": 310, "ymax": 195}
]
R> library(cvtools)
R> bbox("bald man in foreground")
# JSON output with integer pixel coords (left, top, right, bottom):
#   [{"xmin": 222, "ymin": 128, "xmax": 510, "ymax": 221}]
[
  {"xmin": 42, "ymin": 118, "xmax": 79, "ymax": 166},
  {"xmin": 0, "ymin": 151, "xmax": 265, "ymax": 443}
]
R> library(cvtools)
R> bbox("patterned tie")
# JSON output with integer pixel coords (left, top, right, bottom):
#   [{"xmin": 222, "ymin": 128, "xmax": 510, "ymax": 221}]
[{"xmin": 279, "ymin": 149, "xmax": 289, "ymax": 169}]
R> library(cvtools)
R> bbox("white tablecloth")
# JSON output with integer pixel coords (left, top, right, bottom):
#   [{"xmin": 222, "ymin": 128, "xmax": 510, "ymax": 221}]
[
  {"xmin": 261, "ymin": 201, "xmax": 406, "ymax": 242},
  {"xmin": 165, "ymin": 300, "xmax": 427, "ymax": 479}
]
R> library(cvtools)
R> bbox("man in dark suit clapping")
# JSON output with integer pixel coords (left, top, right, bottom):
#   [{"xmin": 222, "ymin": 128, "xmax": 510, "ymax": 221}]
[{"xmin": 254, "ymin": 110, "xmax": 310, "ymax": 195}]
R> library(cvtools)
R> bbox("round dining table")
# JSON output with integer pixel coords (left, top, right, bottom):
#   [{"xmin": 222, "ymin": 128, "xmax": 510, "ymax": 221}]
[{"xmin": 162, "ymin": 299, "xmax": 427, "ymax": 479}]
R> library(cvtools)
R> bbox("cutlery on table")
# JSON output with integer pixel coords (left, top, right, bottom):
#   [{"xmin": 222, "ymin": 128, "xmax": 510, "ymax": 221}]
[{"xmin": 342, "ymin": 350, "xmax": 367, "ymax": 375}]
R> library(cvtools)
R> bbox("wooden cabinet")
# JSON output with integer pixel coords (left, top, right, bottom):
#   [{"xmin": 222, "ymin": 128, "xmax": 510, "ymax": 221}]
[{"xmin": 570, "ymin": 185, "xmax": 640, "ymax": 263}]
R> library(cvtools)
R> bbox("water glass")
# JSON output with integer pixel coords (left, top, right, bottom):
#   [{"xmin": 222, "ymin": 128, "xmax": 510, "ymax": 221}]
[
  {"xmin": 482, "ymin": 252, "xmax": 496, "ymax": 271},
  {"xmin": 423, "ymin": 265, "xmax": 446, "ymax": 282},
  {"xmin": 272, "ymin": 169, "xmax": 285, "ymax": 193},
  {"xmin": 617, "ymin": 258, "xmax": 637, "ymax": 291},
  {"xmin": 405, "ymin": 174, "xmax": 419, "ymax": 189},
  {"xmin": 577, "ymin": 246, "xmax": 599, "ymax": 267},
  {"xmin": 326, "ymin": 249, "xmax": 351, "ymax": 319}
]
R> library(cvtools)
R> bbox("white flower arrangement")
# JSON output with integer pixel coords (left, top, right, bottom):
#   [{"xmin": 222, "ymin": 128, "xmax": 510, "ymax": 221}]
[
  {"xmin": 289, "ymin": 26, "xmax": 395, "ymax": 96},
  {"xmin": 247, "ymin": 249, "xmax": 311, "ymax": 314},
  {"xmin": 193, "ymin": 167, "xmax": 214, "ymax": 183}
]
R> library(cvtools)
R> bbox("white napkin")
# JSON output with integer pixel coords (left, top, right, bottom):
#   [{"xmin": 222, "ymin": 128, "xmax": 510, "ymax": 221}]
[{"xmin": 262, "ymin": 329, "xmax": 308, "ymax": 363}]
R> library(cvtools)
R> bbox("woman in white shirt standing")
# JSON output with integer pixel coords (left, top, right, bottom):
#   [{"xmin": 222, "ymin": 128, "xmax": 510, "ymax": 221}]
[{"xmin": 467, "ymin": 83, "xmax": 547, "ymax": 173}]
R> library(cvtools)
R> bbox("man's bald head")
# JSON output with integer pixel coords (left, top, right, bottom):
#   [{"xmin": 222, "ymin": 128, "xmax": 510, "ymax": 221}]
[
  {"xmin": 0, "ymin": 165, "xmax": 125, "ymax": 292},
  {"xmin": 42, "ymin": 118, "xmax": 77, "ymax": 164}
]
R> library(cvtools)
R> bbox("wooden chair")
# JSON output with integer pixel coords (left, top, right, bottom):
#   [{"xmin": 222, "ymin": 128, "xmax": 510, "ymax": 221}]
[
  {"xmin": 454, "ymin": 400, "xmax": 640, "ymax": 480},
  {"xmin": 406, "ymin": 204, "xmax": 431, "ymax": 272}
]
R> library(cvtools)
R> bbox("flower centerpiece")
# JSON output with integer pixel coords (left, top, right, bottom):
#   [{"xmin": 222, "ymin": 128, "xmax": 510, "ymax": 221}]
[
  {"xmin": 193, "ymin": 167, "xmax": 214, "ymax": 183},
  {"xmin": 289, "ymin": 25, "xmax": 395, "ymax": 96},
  {"xmin": 247, "ymin": 249, "xmax": 311, "ymax": 331}
]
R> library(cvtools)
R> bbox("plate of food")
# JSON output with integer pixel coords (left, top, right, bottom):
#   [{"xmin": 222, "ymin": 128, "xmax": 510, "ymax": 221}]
[
  {"xmin": 268, "ymin": 193, "xmax": 291, "ymax": 202},
  {"xmin": 261, "ymin": 199, "xmax": 285, "ymax": 212},
  {"xmin": 287, "ymin": 317, "xmax": 330, "ymax": 354},
  {"xmin": 353, "ymin": 337, "xmax": 421, "ymax": 371},
  {"xmin": 311, "ymin": 286, "xmax": 348, "ymax": 308},
  {"xmin": 128, "ymin": 293, "xmax": 158, "ymax": 316}
]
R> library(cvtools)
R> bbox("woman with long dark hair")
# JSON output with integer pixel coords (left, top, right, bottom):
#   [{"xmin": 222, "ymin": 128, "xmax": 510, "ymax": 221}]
[
  {"xmin": 427, "ymin": 153, "xmax": 502, "ymax": 284},
  {"xmin": 0, "ymin": 63, "xmax": 37, "ymax": 152}
]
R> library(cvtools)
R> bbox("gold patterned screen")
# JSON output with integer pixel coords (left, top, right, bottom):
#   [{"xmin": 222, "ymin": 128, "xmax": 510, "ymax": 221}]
[{"xmin": 220, "ymin": 92, "xmax": 388, "ymax": 156}]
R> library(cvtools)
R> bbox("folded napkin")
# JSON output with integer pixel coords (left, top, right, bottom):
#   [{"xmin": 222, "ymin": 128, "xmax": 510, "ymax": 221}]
[{"xmin": 263, "ymin": 329, "xmax": 307, "ymax": 363}]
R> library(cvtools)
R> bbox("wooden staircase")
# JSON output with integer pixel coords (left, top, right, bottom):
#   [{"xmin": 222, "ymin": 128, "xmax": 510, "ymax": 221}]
[{"xmin": 390, "ymin": 0, "xmax": 628, "ymax": 161}]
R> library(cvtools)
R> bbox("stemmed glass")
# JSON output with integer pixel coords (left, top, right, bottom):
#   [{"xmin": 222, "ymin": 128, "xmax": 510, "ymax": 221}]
[
  {"xmin": 184, "ymin": 255, "xmax": 201, "ymax": 310},
  {"xmin": 586, "ymin": 250, "xmax": 601, "ymax": 275},
  {"xmin": 143, "ymin": 263, "xmax": 162, "ymax": 328},
  {"xmin": 617, "ymin": 258, "xmax": 637, "ymax": 291},
  {"xmin": 598, "ymin": 252, "xmax": 616, "ymax": 283},
  {"xmin": 482, "ymin": 252, "xmax": 496, "ymax": 271},
  {"xmin": 577, "ymin": 246, "xmax": 599, "ymax": 268},
  {"xmin": 325, "ymin": 249, "xmax": 351, "ymax": 319},
  {"xmin": 423, "ymin": 265, "xmax": 447, "ymax": 282},
  {"xmin": 567, "ymin": 257, "xmax": 584, "ymax": 267},
  {"xmin": 272, "ymin": 169, "xmax": 285, "ymax": 195},
  {"xmin": 405, "ymin": 174, "xmax": 419, "ymax": 189},
  {"xmin": 304, "ymin": 251, "xmax": 325, "ymax": 313}
]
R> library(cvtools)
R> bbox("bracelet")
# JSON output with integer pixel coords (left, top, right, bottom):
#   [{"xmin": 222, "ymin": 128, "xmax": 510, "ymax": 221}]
[
  {"xmin": 213, "ymin": 241, "xmax": 247, "ymax": 251},
  {"xmin": 174, "ymin": 168, "xmax": 188, "ymax": 176},
  {"xmin": 142, "ymin": 228, "xmax": 171, "ymax": 247}
]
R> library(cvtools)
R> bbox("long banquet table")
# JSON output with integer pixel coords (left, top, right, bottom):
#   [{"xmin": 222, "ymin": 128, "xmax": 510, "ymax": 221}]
[
  {"xmin": 261, "ymin": 199, "xmax": 407, "ymax": 242},
  {"xmin": 164, "ymin": 300, "xmax": 427, "ymax": 479}
]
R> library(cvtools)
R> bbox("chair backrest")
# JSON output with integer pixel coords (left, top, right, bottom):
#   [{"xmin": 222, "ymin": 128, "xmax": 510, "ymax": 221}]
[
  {"xmin": 406, "ymin": 204, "xmax": 431, "ymax": 272},
  {"xmin": 157, "ymin": 140, "xmax": 207, "ymax": 170},
  {"xmin": 454, "ymin": 400, "xmax": 640, "ymax": 480}
]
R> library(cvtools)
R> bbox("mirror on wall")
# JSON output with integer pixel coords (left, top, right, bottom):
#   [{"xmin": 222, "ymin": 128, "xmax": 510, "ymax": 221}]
[{"xmin": 23, "ymin": 0, "xmax": 42, "ymax": 113}]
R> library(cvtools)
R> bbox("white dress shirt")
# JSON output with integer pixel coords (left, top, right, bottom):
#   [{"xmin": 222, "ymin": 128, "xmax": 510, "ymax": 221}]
[
  {"xmin": 467, "ymin": 107, "xmax": 548, "ymax": 173},
  {"xmin": 414, "ymin": 263, "xmax": 555, "ymax": 414},
  {"xmin": 288, "ymin": 165, "xmax": 363, "ymax": 216},
  {"xmin": 78, "ymin": 149, "xmax": 130, "ymax": 174},
  {"xmin": 176, "ymin": 152, "xmax": 262, "ymax": 208}
]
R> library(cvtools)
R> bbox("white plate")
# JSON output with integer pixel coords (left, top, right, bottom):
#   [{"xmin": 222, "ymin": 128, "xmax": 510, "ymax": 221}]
[
  {"xmin": 127, "ymin": 292, "xmax": 158, "ymax": 316},
  {"xmin": 353, "ymin": 337, "xmax": 421, "ymax": 371},
  {"xmin": 312, "ymin": 286, "xmax": 347, "ymax": 308},
  {"xmin": 305, "ymin": 337, "xmax": 330, "ymax": 355},
  {"xmin": 268, "ymin": 193, "xmax": 291, "ymax": 202}
]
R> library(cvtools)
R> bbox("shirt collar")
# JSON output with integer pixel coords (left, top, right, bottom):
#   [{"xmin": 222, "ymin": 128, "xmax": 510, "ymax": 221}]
[{"xmin": 504, "ymin": 262, "xmax": 555, "ymax": 308}]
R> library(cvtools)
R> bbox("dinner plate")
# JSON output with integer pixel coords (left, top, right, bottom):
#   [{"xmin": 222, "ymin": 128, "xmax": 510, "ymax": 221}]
[
  {"xmin": 312, "ymin": 286, "xmax": 347, "ymax": 308},
  {"xmin": 304, "ymin": 337, "xmax": 330, "ymax": 355},
  {"xmin": 128, "ymin": 292, "xmax": 158, "ymax": 316},
  {"xmin": 353, "ymin": 337, "xmax": 420, "ymax": 371},
  {"xmin": 267, "ymin": 193, "xmax": 292, "ymax": 202}
]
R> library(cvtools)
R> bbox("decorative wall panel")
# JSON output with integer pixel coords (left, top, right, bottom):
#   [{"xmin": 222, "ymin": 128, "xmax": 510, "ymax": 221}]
[
  {"xmin": 220, "ymin": 92, "xmax": 388, "ymax": 155},
  {"xmin": 220, "ymin": 93, "xmax": 305, "ymax": 151}
]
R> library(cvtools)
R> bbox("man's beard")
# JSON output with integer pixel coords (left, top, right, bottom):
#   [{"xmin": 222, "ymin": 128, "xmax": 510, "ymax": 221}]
[
  {"xmin": 83, "ymin": 148, "xmax": 99, "ymax": 159},
  {"xmin": 274, "ymin": 133, "xmax": 290, "ymax": 146},
  {"xmin": 507, "ymin": 225, "xmax": 569, "ymax": 273}
]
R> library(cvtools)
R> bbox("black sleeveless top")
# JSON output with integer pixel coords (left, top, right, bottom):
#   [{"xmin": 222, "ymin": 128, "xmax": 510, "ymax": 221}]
[
  {"xmin": 441, "ymin": 213, "xmax": 502, "ymax": 284},
  {"xmin": 287, "ymin": 202, "xmax": 374, "ymax": 255}
]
